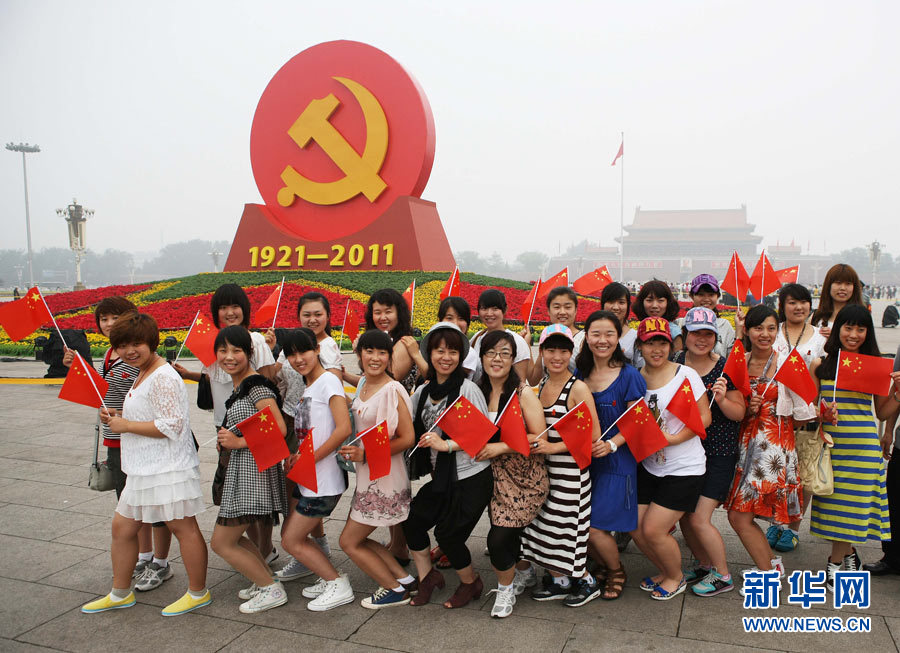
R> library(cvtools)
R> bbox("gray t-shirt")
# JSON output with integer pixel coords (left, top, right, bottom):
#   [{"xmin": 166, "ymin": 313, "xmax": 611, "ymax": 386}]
[{"xmin": 410, "ymin": 378, "xmax": 491, "ymax": 480}]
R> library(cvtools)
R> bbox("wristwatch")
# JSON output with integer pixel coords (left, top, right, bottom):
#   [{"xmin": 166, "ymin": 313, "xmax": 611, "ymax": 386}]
[{"xmin": 608, "ymin": 440, "xmax": 618, "ymax": 453}]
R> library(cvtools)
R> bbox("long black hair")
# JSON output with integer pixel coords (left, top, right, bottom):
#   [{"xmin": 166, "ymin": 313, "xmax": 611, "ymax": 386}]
[
  {"xmin": 816, "ymin": 304, "xmax": 880, "ymax": 381},
  {"xmin": 476, "ymin": 330, "xmax": 521, "ymax": 412},
  {"xmin": 576, "ymin": 310, "xmax": 627, "ymax": 376},
  {"xmin": 365, "ymin": 288, "xmax": 412, "ymax": 342}
]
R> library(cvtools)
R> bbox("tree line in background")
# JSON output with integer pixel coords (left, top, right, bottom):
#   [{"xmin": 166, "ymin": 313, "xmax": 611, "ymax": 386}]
[{"xmin": 0, "ymin": 240, "xmax": 896, "ymax": 288}]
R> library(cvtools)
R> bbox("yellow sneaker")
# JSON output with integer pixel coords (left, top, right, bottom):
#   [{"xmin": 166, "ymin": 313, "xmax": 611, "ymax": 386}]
[
  {"xmin": 81, "ymin": 592, "xmax": 136, "ymax": 613},
  {"xmin": 161, "ymin": 590, "xmax": 212, "ymax": 617}
]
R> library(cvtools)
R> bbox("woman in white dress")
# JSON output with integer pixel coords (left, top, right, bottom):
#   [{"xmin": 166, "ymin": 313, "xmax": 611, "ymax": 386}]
[{"xmin": 82, "ymin": 312, "xmax": 209, "ymax": 616}]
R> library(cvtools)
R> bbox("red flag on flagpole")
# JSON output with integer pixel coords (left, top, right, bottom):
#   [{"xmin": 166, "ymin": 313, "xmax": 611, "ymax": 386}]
[
  {"xmin": 342, "ymin": 300, "xmax": 364, "ymax": 344},
  {"xmin": 776, "ymin": 266, "xmax": 799, "ymax": 284},
  {"xmin": 552, "ymin": 400, "xmax": 594, "ymax": 469},
  {"xmin": 58, "ymin": 352, "xmax": 109, "ymax": 408},
  {"xmin": 235, "ymin": 405, "xmax": 289, "ymax": 472},
  {"xmin": 402, "ymin": 279, "xmax": 416, "ymax": 314},
  {"xmin": 440, "ymin": 267, "xmax": 461, "ymax": 301},
  {"xmin": 287, "ymin": 432, "xmax": 317, "ymax": 493},
  {"xmin": 719, "ymin": 252, "xmax": 750, "ymax": 303},
  {"xmin": 748, "ymin": 251, "xmax": 780, "ymax": 300},
  {"xmin": 360, "ymin": 420, "xmax": 392, "ymax": 480},
  {"xmin": 572, "ymin": 266, "xmax": 613, "ymax": 296},
  {"xmin": 616, "ymin": 399, "xmax": 669, "ymax": 462},
  {"xmin": 773, "ymin": 347, "xmax": 818, "ymax": 404},
  {"xmin": 836, "ymin": 351, "xmax": 894, "ymax": 396},
  {"xmin": 254, "ymin": 280, "xmax": 284, "ymax": 327},
  {"xmin": 183, "ymin": 313, "xmax": 219, "ymax": 367},
  {"xmin": 0, "ymin": 286, "xmax": 54, "ymax": 341},
  {"xmin": 722, "ymin": 340, "xmax": 752, "ymax": 397},
  {"xmin": 496, "ymin": 393, "xmax": 530, "ymax": 456},
  {"xmin": 434, "ymin": 395, "xmax": 498, "ymax": 458},
  {"xmin": 539, "ymin": 268, "xmax": 569, "ymax": 298},
  {"xmin": 520, "ymin": 279, "xmax": 540, "ymax": 326},
  {"xmin": 665, "ymin": 378, "xmax": 707, "ymax": 439},
  {"xmin": 611, "ymin": 140, "xmax": 624, "ymax": 166}
]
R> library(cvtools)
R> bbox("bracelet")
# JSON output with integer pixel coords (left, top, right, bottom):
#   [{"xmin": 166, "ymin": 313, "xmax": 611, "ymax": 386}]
[
  {"xmin": 447, "ymin": 440, "xmax": 455, "ymax": 452},
  {"xmin": 892, "ymin": 391, "xmax": 900, "ymax": 403},
  {"xmin": 608, "ymin": 440, "xmax": 618, "ymax": 454}
]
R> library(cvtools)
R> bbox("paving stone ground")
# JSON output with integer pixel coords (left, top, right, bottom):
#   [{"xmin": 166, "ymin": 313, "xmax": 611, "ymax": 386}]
[{"xmin": 1, "ymin": 342, "xmax": 899, "ymax": 652}]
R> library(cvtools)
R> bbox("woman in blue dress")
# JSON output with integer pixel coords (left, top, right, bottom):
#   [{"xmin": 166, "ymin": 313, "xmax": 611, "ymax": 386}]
[{"xmin": 576, "ymin": 310, "xmax": 647, "ymax": 600}]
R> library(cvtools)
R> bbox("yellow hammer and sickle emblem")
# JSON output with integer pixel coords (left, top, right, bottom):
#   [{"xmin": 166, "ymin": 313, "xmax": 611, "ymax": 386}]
[{"xmin": 277, "ymin": 76, "xmax": 389, "ymax": 207}]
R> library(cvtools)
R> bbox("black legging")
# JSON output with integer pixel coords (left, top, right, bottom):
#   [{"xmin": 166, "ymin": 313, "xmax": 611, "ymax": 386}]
[
  {"xmin": 403, "ymin": 467, "xmax": 493, "ymax": 570},
  {"xmin": 487, "ymin": 524, "xmax": 525, "ymax": 572}
]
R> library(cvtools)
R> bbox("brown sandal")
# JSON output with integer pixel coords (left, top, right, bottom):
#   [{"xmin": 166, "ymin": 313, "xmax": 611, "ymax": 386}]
[
  {"xmin": 601, "ymin": 566, "xmax": 626, "ymax": 600},
  {"xmin": 410, "ymin": 568, "xmax": 445, "ymax": 606},
  {"xmin": 443, "ymin": 574, "xmax": 483, "ymax": 608}
]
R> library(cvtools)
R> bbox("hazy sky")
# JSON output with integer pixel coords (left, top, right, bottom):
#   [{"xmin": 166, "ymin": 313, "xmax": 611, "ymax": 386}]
[{"xmin": 2, "ymin": 0, "xmax": 898, "ymax": 262}]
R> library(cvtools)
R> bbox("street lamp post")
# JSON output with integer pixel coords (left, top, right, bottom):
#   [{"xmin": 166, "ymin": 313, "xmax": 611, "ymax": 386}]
[
  {"xmin": 868, "ymin": 241, "xmax": 883, "ymax": 288},
  {"xmin": 209, "ymin": 248, "xmax": 223, "ymax": 273},
  {"xmin": 57, "ymin": 199, "xmax": 93, "ymax": 291},
  {"xmin": 5, "ymin": 142, "xmax": 40, "ymax": 288}
]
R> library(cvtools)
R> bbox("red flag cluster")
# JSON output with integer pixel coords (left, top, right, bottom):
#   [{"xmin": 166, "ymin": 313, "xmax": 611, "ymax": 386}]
[
  {"xmin": 0, "ymin": 287, "xmax": 53, "ymax": 341},
  {"xmin": 719, "ymin": 251, "xmax": 782, "ymax": 302}
]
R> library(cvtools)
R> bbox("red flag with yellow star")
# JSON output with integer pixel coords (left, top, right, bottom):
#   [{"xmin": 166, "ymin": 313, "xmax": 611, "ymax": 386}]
[
  {"xmin": 520, "ymin": 279, "xmax": 541, "ymax": 325},
  {"xmin": 440, "ymin": 266, "xmax": 461, "ymax": 301},
  {"xmin": 748, "ymin": 251, "xmax": 781, "ymax": 300},
  {"xmin": 617, "ymin": 399, "xmax": 669, "ymax": 462},
  {"xmin": 572, "ymin": 266, "xmax": 613, "ymax": 296},
  {"xmin": 665, "ymin": 378, "xmax": 707, "ymax": 439},
  {"xmin": 776, "ymin": 266, "xmax": 799, "ymax": 284},
  {"xmin": 58, "ymin": 351, "xmax": 109, "ymax": 408},
  {"xmin": 722, "ymin": 340, "xmax": 751, "ymax": 397},
  {"xmin": 773, "ymin": 347, "xmax": 817, "ymax": 404},
  {"xmin": 0, "ymin": 286, "xmax": 54, "ymax": 341},
  {"xmin": 496, "ymin": 393, "xmax": 530, "ymax": 456},
  {"xmin": 360, "ymin": 420, "xmax": 392, "ymax": 480},
  {"xmin": 287, "ymin": 431, "xmax": 317, "ymax": 493},
  {"xmin": 719, "ymin": 252, "xmax": 751, "ymax": 303},
  {"xmin": 552, "ymin": 400, "xmax": 594, "ymax": 469},
  {"xmin": 254, "ymin": 278, "xmax": 284, "ymax": 327},
  {"xmin": 342, "ymin": 300, "xmax": 364, "ymax": 344},
  {"xmin": 539, "ymin": 268, "xmax": 569, "ymax": 299},
  {"xmin": 836, "ymin": 350, "xmax": 893, "ymax": 396},
  {"xmin": 183, "ymin": 312, "xmax": 218, "ymax": 367},
  {"xmin": 435, "ymin": 395, "xmax": 498, "ymax": 458},
  {"xmin": 402, "ymin": 279, "xmax": 416, "ymax": 314},
  {"xmin": 236, "ymin": 405, "xmax": 289, "ymax": 472}
]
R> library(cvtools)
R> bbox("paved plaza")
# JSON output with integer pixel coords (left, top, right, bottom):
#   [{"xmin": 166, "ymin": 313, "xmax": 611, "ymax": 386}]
[{"xmin": 1, "ymin": 309, "xmax": 900, "ymax": 652}]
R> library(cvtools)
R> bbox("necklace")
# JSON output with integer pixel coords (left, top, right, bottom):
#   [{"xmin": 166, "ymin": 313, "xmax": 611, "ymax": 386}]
[{"xmin": 784, "ymin": 321, "xmax": 807, "ymax": 351}]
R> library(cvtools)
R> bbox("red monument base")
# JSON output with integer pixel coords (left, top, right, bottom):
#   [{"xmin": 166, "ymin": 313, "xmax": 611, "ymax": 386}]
[{"xmin": 224, "ymin": 196, "xmax": 456, "ymax": 272}]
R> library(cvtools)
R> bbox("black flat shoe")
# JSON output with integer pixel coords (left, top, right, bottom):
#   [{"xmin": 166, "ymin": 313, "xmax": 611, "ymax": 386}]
[{"xmin": 862, "ymin": 559, "xmax": 900, "ymax": 576}]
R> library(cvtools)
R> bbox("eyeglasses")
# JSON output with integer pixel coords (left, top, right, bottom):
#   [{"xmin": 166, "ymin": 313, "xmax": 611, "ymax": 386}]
[{"xmin": 483, "ymin": 350, "xmax": 513, "ymax": 360}]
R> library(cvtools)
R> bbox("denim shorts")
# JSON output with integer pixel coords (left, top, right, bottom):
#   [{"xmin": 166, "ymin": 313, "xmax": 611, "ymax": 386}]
[{"xmin": 293, "ymin": 489, "xmax": 342, "ymax": 518}]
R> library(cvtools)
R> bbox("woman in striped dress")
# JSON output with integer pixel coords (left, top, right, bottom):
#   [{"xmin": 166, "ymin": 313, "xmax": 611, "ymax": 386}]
[
  {"xmin": 810, "ymin": 305, "xmax": 899, "ymax": 589},
  {"xmin": 520, "ymin": 325, "xmax": 602, "ymax": 606}
]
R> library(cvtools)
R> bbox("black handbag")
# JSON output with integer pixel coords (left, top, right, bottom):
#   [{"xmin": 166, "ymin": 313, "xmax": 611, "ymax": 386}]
[{"xmin": 197, "ymin": 373, "xmax": 214, "ymax": 410}]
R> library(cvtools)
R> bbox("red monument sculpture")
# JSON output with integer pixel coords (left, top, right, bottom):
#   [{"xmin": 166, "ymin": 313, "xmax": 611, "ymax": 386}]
[{"xmin": 225, "ymin": 40, "xmax": 455, "ymax": 271}]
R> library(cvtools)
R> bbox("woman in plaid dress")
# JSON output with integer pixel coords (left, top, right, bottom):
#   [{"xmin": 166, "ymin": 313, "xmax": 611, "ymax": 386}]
[{"xmin": 210, "ymin": 326, "xmax": 289, "ymax": 614}]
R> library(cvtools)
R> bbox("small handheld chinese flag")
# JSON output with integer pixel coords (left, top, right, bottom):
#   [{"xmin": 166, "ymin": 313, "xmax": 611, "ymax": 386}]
[
  {"xmin": 360, "ymin": 420, "xmax": 392, "ymax": 480},
  {"xmin": 402, "ymin": 279, "xmax": 416, "ymax": 314},
  {"xmin": 434, "ymin": 395, "xmax": 498, "ymax": 458},
  {"xmin": 236, "ymin": 405, "xmax": 289, "ymax": 472},
  {"xmin": 539, "ymin": 268, "xmax": 569, "ymax": 298},
  {"xmin": 287, "ymin": 431, "xmax": 317, "ymax": 493},
  {"xmin": 719, "ymin": 252, "xmax": 751, "ymax": 303},
  {"xmin": 776, "ymin": 266, "xmax": 799, "ymax": 284},
  {"xmin": 616, "ymin": 399, "xmax": 669, "ymax": 463},
  {"xmin": 552, "ymin": 400, "xmax": 594, "ymax": 469},
  {"xmin": 254, "ymin": 279, "xmax": 284, "ymax": 327},
  {"xmin": 748, "ymin": 251, "xmax": 780, "ymax": 300},
  {"xmin": 836, "ymin": 351, "xmax": 894, "ymax": 396},
  {"xmin": 520, "ymin": 279, "xmax": 540, "ymax": 325},
  {"xmin": 665, "ymin": 378, "xmax": 706, "ymax": 439},
  {"xmin": 440, "ymin": 266, "xmax": 461, "ymax": 301},
  {"xmin": 183, "ymin": 313, "xmax": 218, "ymax": 367},
  {"xmin": 58, "ymin": 352, "xmax": 109, "ymax": 408},
  {"xmin": 496, "ymin": 393, "xmax": 530, "ymax": 456},
  {"xmin": 572, "ymin": 266, "xmax": 613, "ymax": 296},
  {"xmin": 723, "ymin": 340, "xmax": 752, "ymax": 397},
  {"xmin": 773, "ymin": 348, "xmax": 817, "ymax": 405},
  {"xmin": 342, "ymin": 300, "xmax": 363, "ymax": 343},
  {"xmin": 0, "ymin": 287, "xmax": 54, "ymax": 341}
]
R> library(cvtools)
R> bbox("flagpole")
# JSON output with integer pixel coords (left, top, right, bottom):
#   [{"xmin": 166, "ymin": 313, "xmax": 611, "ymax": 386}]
[
  {"xmin": 76, "ymin": 351, "xmax": 108, "ymax": 410},
  {"xmin": 271, "ymin": 277, "xmax": 285, "ymax": 329},
  {"xmin": 525, "ymin": 277, "xmax": 541, "ymax": 330},
  {"xmin": 410, "ymin": 279, "xmax": 416, "ymax": 323},
  {"xmin": 734, "ymin": 251, "xmax": 740, "ymax": 309},
  {"xmin": 598, "ymin": 399, "xmax": 640, "ymax": 440},
  {"xmin": 619, "ymin": 131, "xmax": 624, "ymax": 282},
  {"xmin": 338, "ymin": 302, "xmax": 350, "ymax": 350},
  {"xmin": 37, "ymin": 288, "xmax": 68, "ymax": 348},
  {"xmin": 761, "ymin": 249, "xmax": 766, "ymax": 301},
  {"xmin": 833, "ymin": 349, "xmax": 841, "ymax": 402},
  {"xmin": 175, "ymin": 310, "xmax": 200, "ymax": 364},
  {"xmin": 406, "ymin": 402, "xmax": 457, "ymax": 458}
]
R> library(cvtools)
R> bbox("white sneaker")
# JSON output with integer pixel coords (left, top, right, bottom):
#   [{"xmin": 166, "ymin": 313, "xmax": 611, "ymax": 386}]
[
  {"xmin": 238, "ymin": 581, "xmax": 288, "ymax": 614},
  {"xmin": 490, "ymin": 585, "xmax": 516, "ymax": 618},
  {"xmin": 307, "ymin": 575, "xmax": 354, "ymax": 612},
  {"xmin": 739, "ymin": 565, "xmax": 783, "ymax": 597},
  {"xmin": 512, "ymin": 566, "xmax": 536, "ymax": 596},
  {"xmin": 302, "ymin": 577, "xmax": 329, "ymax": 599},
  {"xmin": 238, "ymin": 583, "xmax": 259, "ymax": 600},
  {"xmin": 771, "ymin": 557, "xmax": 785, "ymax": 577}
]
